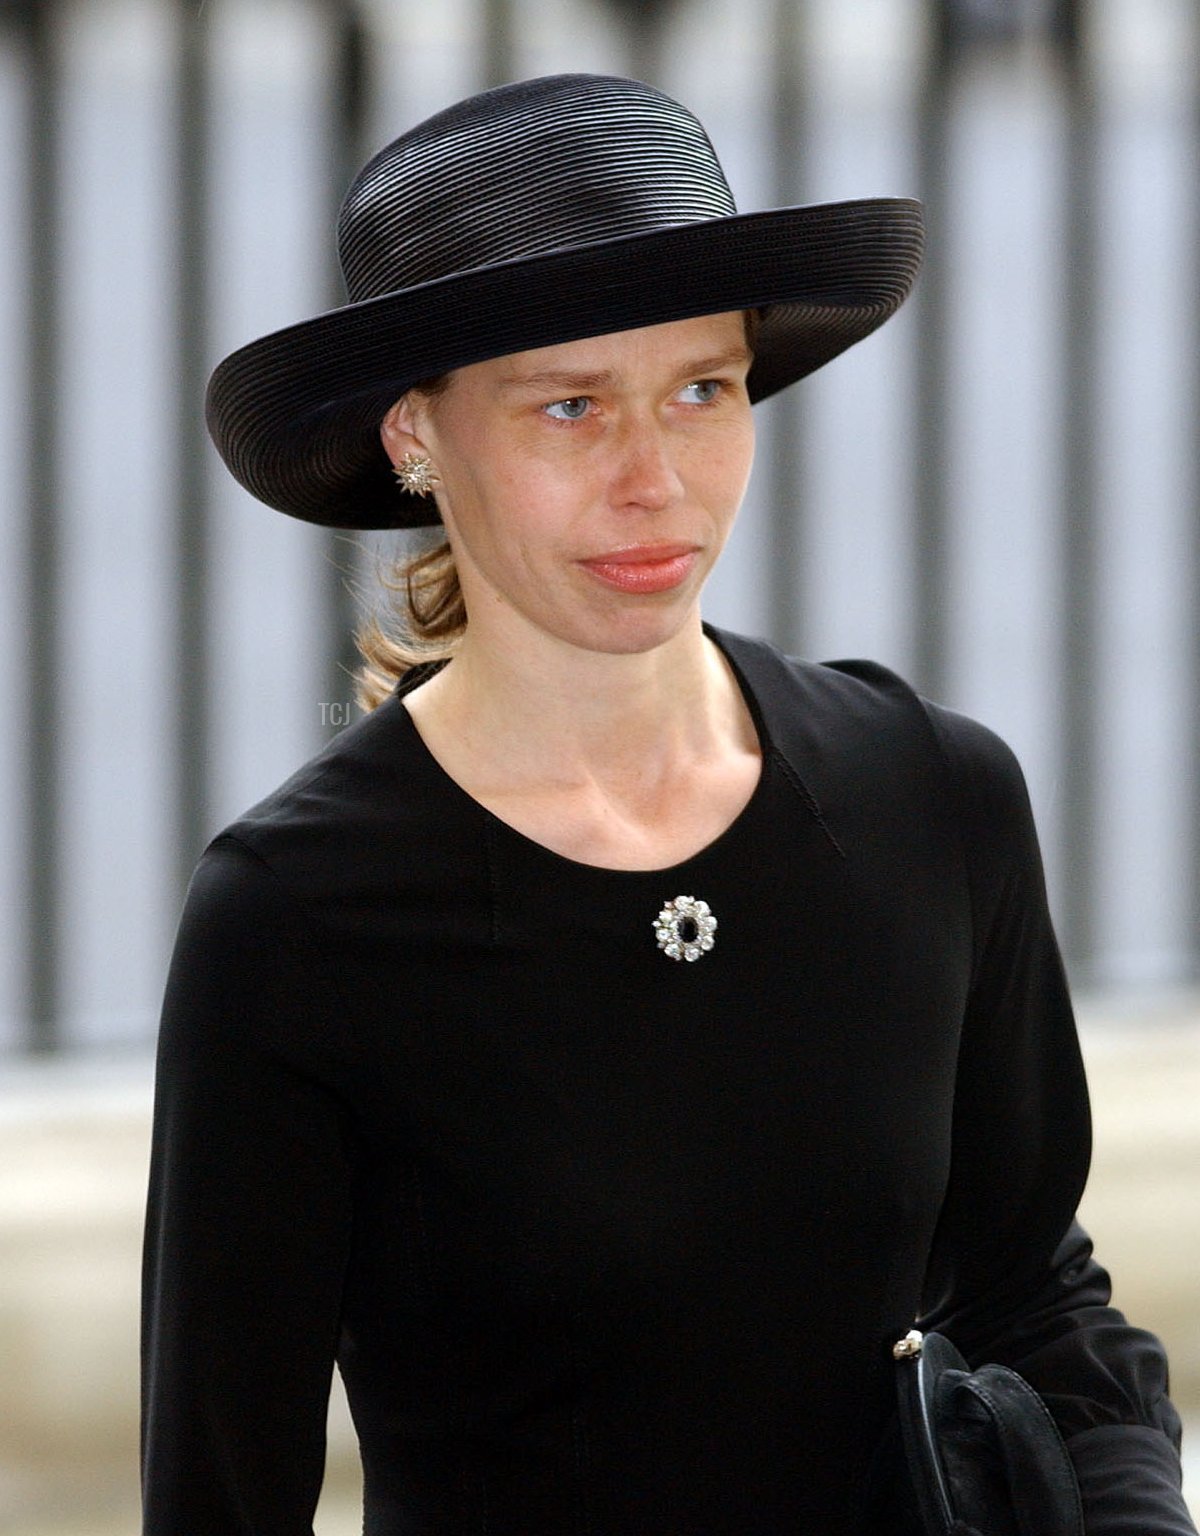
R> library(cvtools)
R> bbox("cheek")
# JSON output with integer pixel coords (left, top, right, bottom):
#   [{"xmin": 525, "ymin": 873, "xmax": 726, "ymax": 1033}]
[
  {"xmin": 705, "ymin": 418, "xmax": 755, "ymax": 505},
  {"xmin": 439, "ymin": 477, "xmax": 561, "ymax": 594},
  {"xmin": 733, "ymin": 410, "xmax": 756, "ymax": 466}
]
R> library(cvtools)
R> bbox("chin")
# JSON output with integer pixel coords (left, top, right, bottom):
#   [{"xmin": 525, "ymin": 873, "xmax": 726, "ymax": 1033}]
[{"xmin": 558, "ymin": 601, "xmax": 701, "ymax": 659}]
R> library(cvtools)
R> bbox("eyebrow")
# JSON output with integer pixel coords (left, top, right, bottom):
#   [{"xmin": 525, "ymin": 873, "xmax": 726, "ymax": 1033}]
[
  {"xmin": 498, "ymin": 367, "xmax": 618, "ymax": 394},
  {"xmin": 496, "ymin": 346, "xmax": 753, "ymax": 395}
]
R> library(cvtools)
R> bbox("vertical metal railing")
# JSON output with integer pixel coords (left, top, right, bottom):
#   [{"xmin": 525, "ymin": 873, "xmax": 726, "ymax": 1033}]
[
  {"xmin": 1191, "ymin": 0, "xmax": 1200, "ymax": 988},
  {"xmin": 19, "ymin": 0, "xmax": 62, "ymax": 1053},
  {"xmin": 912, "ymin": 0, "xmax": 955, "ymax": 705},
  {"xmin": 482, "ymin": 0, "xmax": 517, "ymax": 87},
  {"xmin": 607, "ymin": 0, "xmax": 678, "ymax": 86},
  {"xmin": 323, "ymin": 0, "xmax": 373, "ymax": 727},
  {"xmin": 765, "ymin": 0, "xmax": 809, "ymax": 657},
  {"xmin": 1058, "ymin": 0, "xmax": 1101, "ymax": 976},
  {"xmin": 173, "ymin": 0, "xmax": 214, "ymax": 899}
]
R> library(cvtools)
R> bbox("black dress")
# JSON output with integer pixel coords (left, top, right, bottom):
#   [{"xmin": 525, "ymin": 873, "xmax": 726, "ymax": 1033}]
[{"xmin": 141, "ymin": 628, "xmax": 1193, "ymax": 1534}]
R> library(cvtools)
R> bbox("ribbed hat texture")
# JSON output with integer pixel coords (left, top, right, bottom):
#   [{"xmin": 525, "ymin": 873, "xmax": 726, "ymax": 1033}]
[{"xmin": 206, "ymin": 74, "xmax": 924, "ymax": 529}]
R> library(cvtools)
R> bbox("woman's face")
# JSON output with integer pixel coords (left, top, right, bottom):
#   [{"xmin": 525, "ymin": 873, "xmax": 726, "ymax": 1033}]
[{"xmin": 382, "ymin": 311, "xmax": 755, "ymax": 660}]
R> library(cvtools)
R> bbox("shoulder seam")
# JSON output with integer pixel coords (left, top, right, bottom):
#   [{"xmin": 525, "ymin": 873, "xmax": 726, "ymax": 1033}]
[{"xmin": 770, "ymin": 749, "xmax": 847, "ymax": 860}]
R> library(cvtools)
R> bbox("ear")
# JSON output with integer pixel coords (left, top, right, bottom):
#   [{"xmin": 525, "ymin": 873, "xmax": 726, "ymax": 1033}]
[{"xmin": 380, "ymin": 395, "xmax": 430, "ymax": 470}]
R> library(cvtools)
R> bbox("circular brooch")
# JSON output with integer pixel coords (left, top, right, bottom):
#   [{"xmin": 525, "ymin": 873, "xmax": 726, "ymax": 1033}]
[{"xmin": 653, "ymin": 895, "xmax": 717, "ymax": 963}]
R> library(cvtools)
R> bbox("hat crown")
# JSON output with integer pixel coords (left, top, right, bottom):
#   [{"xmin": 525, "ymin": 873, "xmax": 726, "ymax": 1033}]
[{"xmin": 337, "ymin": 75, "xmax": 738, "ymax": 302}]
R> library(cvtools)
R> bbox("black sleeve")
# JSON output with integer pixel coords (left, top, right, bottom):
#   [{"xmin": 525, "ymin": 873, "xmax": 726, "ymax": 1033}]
[
  {"xmin": 141, "ymin": 834, "xmax": 356, "ymax": 1535},
  {"xmin": 917, "ymin": 702, "xmax": 1195, "ymax": 1536}
]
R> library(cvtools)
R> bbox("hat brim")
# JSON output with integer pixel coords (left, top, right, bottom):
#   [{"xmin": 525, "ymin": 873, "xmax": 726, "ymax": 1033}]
[{"xmin": 206, "ymin": 197, "xmax": 923, "ymax": 529}]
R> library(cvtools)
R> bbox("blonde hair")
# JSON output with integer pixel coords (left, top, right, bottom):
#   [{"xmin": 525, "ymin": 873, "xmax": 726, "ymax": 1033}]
[
  {"xmin": 353, "ymin": 311, "xmax": 761, "ymax": 711},
  {"xmin": 354, "ymin": 371, "xmax": 463, "ymax": 711},
  {"xmin": 354, "ymin": 538, "xmax": 464, "ymax": 710}
]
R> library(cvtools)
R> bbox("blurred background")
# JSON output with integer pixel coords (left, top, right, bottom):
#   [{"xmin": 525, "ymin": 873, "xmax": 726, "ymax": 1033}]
[{"xmin": 0, "ymin": 0, "xmax": 1197, "ymax": 1530}]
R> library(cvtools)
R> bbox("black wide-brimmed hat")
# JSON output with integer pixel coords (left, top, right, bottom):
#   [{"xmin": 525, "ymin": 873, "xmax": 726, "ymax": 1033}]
[{"xmin": 206, "ymin": 73, "xmax": 923, "ymax": 529}]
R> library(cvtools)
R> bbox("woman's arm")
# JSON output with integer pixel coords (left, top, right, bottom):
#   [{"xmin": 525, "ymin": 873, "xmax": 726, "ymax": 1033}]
[
  {"xmin": 917, "ymin": 702, "xmax": 1195, "ymax": 1535},
  {"xmin": 141, "ymin": 835, "xmax": 356, "ymax": 1535}
]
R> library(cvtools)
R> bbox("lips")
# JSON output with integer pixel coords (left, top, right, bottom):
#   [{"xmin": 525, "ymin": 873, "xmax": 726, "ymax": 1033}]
[{"xmin": 579, "ymin": 543, "xmax": 699, "ymax": 595}]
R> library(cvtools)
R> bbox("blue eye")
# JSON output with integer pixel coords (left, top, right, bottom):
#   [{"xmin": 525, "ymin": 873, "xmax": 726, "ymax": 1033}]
[
  {"xmin": 545, "ymin": 397, "xmax": 591, "ymax": 421},
  {"xmin": 681, "ymin": 380, "xmax": 721, "ymax": 404}
]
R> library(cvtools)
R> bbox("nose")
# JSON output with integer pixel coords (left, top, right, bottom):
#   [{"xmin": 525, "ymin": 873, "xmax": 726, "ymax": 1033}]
[{"xmin": 609, "ymin": 414, "xmax": 684, "ymax": 511}]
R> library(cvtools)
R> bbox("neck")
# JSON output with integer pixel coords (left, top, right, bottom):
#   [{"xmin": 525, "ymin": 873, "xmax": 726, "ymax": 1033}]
[{"xmin": 410, "ymin": 615, "xmax": 753, "ymax": 791}]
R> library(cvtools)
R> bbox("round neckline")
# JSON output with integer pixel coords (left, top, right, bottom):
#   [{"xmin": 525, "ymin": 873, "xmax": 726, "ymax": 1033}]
[{"xmin": 391, "ymin": 627, "xmax": 775, "ymax": 879}]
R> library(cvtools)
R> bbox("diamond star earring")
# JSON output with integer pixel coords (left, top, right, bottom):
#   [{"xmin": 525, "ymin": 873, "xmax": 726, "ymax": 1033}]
[{"xmin": 394, "ymin": 453, "xmax": 440, "ymax": 498}]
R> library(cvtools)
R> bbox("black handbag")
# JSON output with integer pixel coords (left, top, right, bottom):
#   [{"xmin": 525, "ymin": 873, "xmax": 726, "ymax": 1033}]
[{"xmin": 892, "ymin": 1328, "xmax": 1085, "ymax": 1536}]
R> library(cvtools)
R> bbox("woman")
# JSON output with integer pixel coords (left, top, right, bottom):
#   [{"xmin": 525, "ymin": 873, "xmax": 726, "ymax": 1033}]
[{"xmin": 141, "ymin": 75, "xmax": 1194, "ymax": 1533}]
